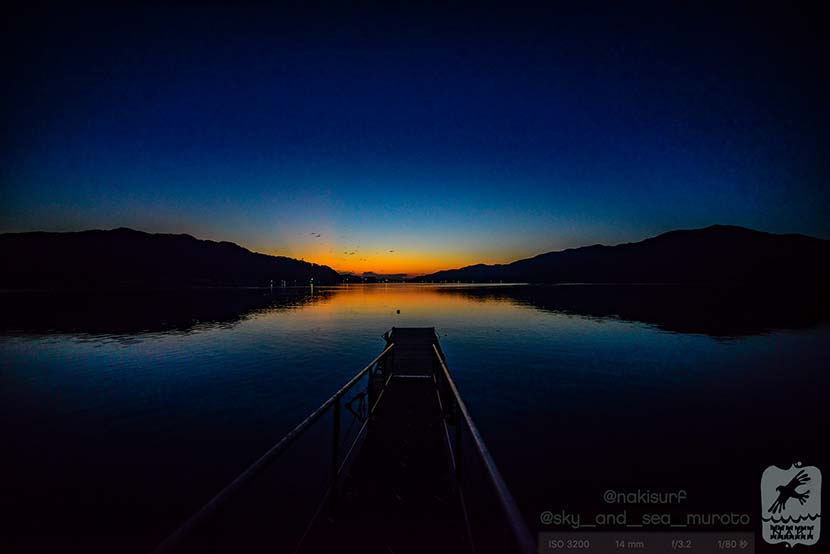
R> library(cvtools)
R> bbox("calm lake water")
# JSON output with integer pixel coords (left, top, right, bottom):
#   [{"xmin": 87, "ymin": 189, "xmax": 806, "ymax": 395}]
[{"xmin": 1, "ymin": 284, "xmax": 826, "ymax": 553}]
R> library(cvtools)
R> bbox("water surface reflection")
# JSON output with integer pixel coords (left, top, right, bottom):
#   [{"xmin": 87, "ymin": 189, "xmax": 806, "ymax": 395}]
[
  {"xmin": 0, "ymin": 284, "xmax": 826, "ymax": 552},
  {"xmin": 3, "ymin": 283, "xmax": 826, "ymax": 338}
]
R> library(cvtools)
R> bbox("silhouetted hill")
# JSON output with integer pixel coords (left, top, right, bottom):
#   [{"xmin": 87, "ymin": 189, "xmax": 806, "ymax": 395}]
[
  {"xmin": 415, "ymin": 225, "xmax": 830, "ymax": 284},
  {"xmin": 0, "ymin": 228, "xmax": 341, "ymax": 289}
]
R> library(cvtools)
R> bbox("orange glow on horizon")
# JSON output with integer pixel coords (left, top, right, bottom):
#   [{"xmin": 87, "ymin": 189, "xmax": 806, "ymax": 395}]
[{"xmin": 259, "ymin": 245, "xmax": 502, "ymax": 278}]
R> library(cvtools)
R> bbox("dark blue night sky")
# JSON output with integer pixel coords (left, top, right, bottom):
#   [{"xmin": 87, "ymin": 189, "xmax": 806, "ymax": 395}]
[{"xmin": 3, "ymin": 3, "xmax": 827, "ymax": 275}]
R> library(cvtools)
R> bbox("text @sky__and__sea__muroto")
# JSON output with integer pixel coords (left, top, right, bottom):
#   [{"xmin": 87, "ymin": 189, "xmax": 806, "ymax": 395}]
[{"xmin": 538, "ymin": 490, "xmax": 754, "ymax": 553}]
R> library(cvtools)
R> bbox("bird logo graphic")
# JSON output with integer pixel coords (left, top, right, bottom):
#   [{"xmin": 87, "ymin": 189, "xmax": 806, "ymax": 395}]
[
  {"xmin": 761, "ymin": 463, "xmax": 821, "ymax": 547},
  {"xmin": 768, "ymin": 469, "xmax": 811, "ymax": 515}
]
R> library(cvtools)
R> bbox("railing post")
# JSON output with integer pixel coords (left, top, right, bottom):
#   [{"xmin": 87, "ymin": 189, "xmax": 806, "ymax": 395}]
[
  {"xmin": 432, "ymin": 343, "xmax": 535, "ymax": 554},
  {"xmin": 455, "ymin": 405, "xmax": 463, "ymax": 484},
  {"xmin": 330, "ymin": 397, "xmax": 341, "ymax": 511}
]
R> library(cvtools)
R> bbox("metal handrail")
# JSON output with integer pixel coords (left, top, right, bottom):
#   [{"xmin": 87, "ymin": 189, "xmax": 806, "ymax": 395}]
[
  {"xmin": 152, "ymin": 343, "xmax": 395, "ymax": 554},
  {"xmin": 432, "ymin": 344, "xmax": 535, "ymax": 554},
  {"xmin": 291, "ymin": 365, "xmax": 395, "ymax": 553},
  {"xmin": 432, "ymin": 367, "xmax": 476, "ymax": 553}
]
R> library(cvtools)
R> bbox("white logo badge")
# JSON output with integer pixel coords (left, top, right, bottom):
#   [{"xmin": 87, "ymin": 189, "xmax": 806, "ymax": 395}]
[{"xmin": 761, "ymin": 463, "xmax": 821, "ymax": 547}]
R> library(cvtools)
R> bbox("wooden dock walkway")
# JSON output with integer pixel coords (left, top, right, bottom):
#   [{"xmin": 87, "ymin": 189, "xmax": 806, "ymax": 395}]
[{"xmin": 300, "ymin": 328, "xmax": 468, "ymax": 553}]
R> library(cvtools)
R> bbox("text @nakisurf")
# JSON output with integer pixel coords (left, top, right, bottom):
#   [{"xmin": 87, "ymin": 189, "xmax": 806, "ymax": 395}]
[{"xmin": 603, "ymin": 489, "xmax": 687, "ymax": 504}]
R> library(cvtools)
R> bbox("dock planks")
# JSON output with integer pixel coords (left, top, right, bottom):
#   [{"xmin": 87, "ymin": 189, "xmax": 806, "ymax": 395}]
[{"xmin": 300, "ymin": 328, "xmax": 468, "ymax": 553}]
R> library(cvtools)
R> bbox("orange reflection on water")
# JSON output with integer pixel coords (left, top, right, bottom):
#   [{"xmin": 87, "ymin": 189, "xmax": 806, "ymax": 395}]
[{"xmin": 295, "ymin": 284, "xmax": 524, "ymax": 324}]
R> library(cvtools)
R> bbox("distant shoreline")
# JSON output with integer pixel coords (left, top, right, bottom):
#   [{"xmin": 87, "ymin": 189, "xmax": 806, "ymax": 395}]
[{"xmin": 4, "ymin": 225, "xmax": 829, "ymax": 289}]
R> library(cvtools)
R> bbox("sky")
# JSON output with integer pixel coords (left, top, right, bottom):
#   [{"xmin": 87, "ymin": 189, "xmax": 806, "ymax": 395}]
[{"xmin": 2, "ymin": 3, "xmax": 827, "ymax": 276}]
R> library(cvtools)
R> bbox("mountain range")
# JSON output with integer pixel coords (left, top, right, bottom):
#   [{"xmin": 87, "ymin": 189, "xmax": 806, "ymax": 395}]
[
  {"xmin": 414, "ymin": 225, "xmax": 830, "ymax": 284},
  {"xmin": 0, "ymin": 228, "xmax": 341, "ymax": 289},
  {"xmin": 2, "ymin": 225, "xmax": 828, "ymax": 290}
]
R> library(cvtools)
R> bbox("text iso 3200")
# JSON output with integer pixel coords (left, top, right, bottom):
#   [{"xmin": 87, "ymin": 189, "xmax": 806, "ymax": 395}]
[{"xmin": 547, "ymin": 539, "xmax": 591, "ymax": 549}]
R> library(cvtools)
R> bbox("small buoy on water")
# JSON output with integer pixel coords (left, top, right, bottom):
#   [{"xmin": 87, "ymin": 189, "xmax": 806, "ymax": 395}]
[{"xmin": 396, "ymin": 309, "xmax": 400, "ymax": 314}]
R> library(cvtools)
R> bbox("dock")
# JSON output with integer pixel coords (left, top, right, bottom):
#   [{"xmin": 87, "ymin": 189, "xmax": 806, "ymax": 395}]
[
  {"xmin": 301, "ymin": 328, "xmax": 466, "ymax": 552},
  {"xmin": 152, "ymin": 328, "xmax": 534, "ymax": 554}
]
